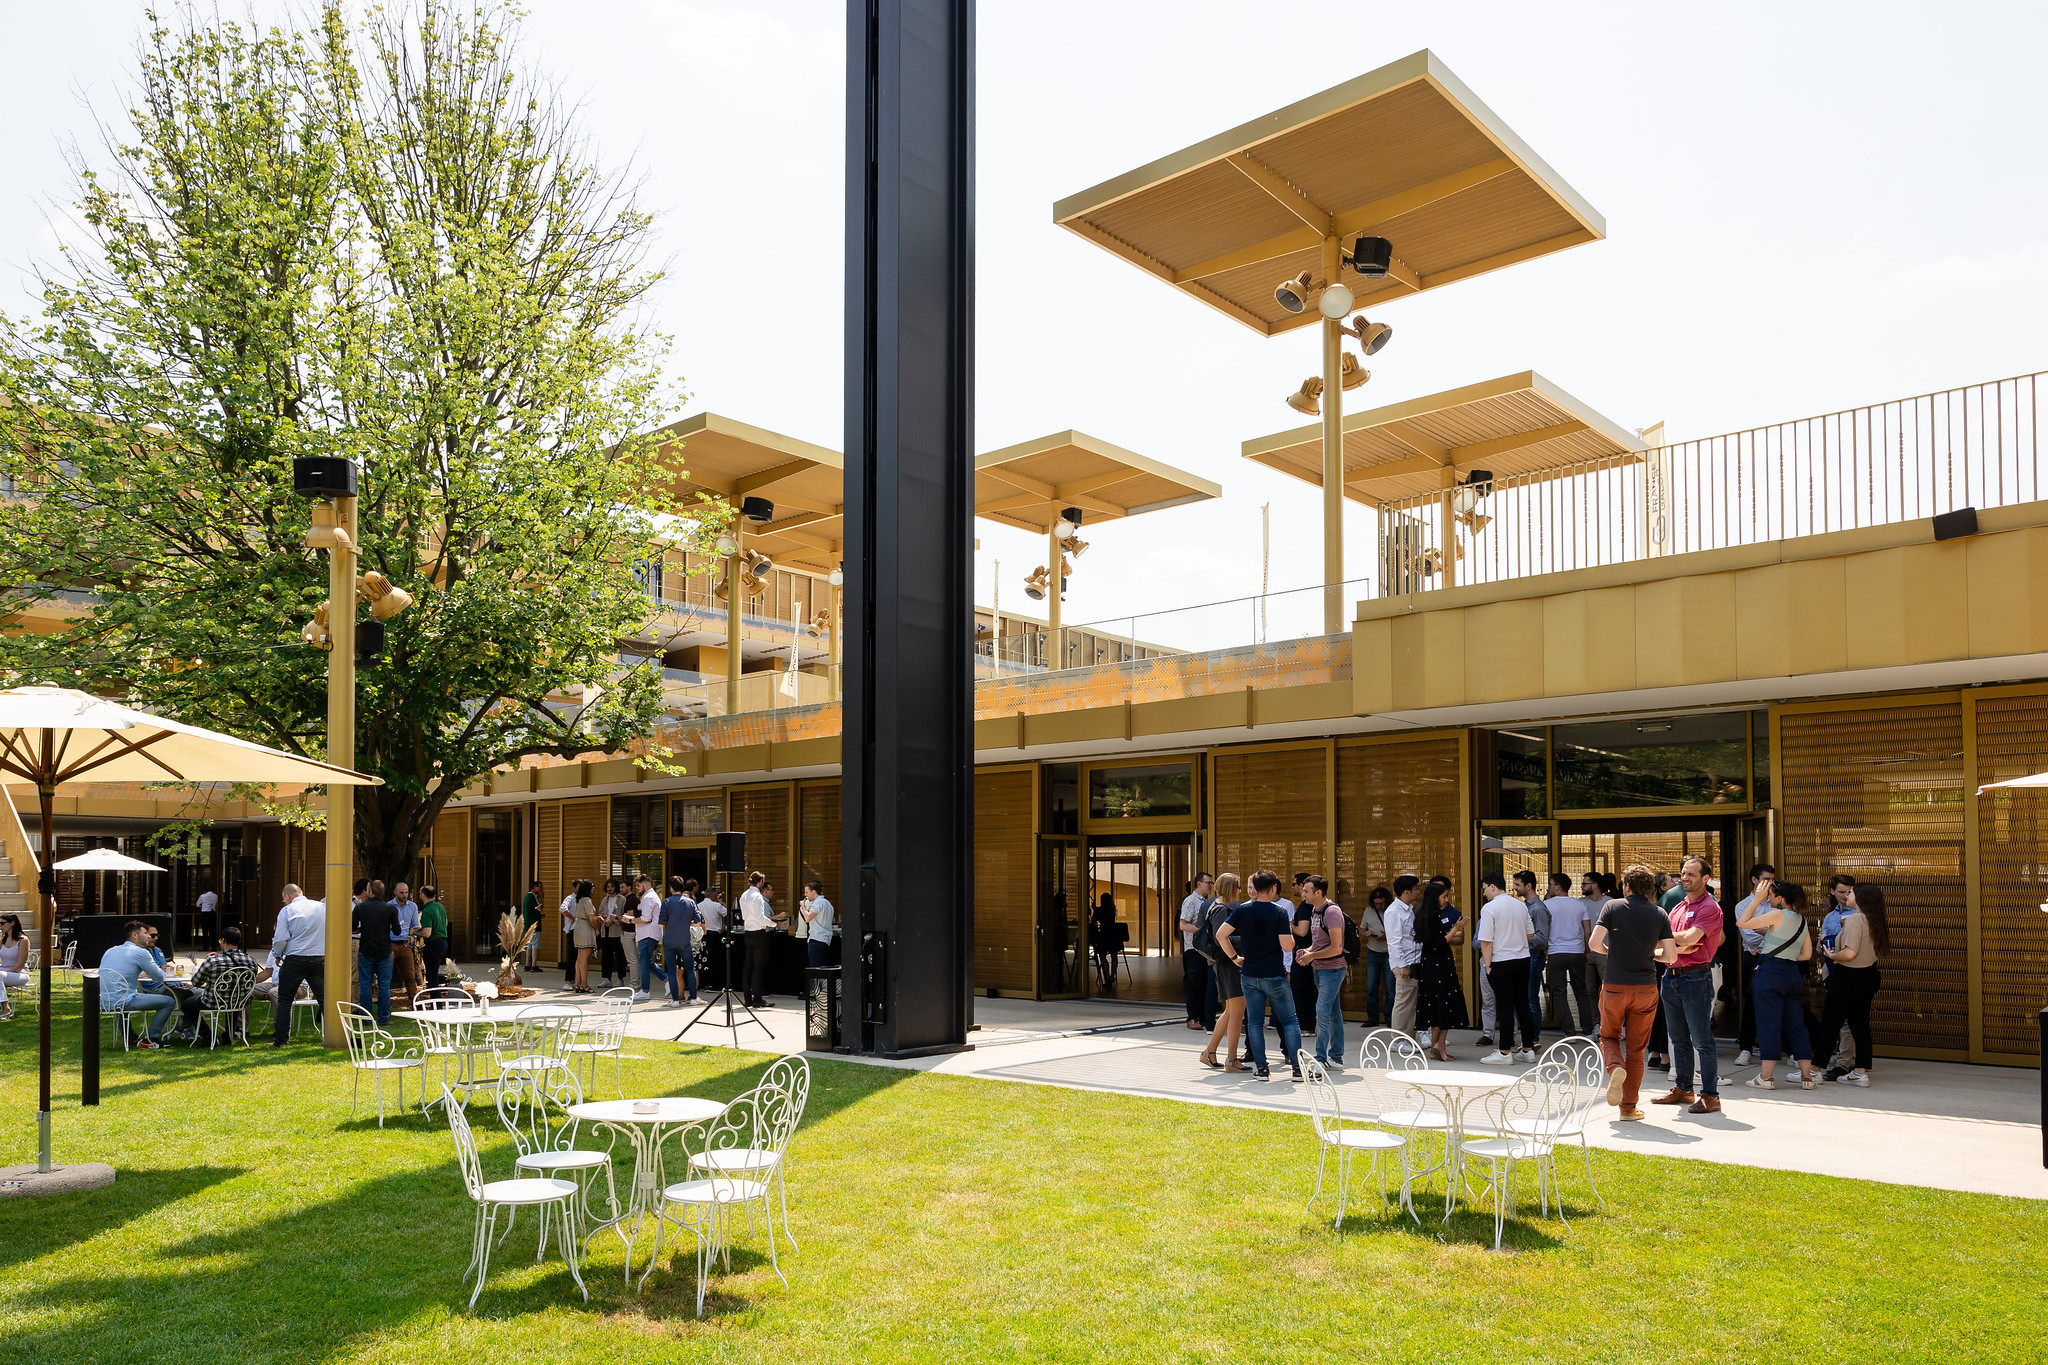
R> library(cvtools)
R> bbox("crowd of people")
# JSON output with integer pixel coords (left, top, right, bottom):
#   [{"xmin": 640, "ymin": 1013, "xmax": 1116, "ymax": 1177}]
[{"xmin": 1174, "ymin": 855, "xmax": 1893, "ymax": 1109}]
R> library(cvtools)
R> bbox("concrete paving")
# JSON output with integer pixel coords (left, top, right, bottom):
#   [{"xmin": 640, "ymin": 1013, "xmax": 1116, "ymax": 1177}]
[{"xmin": 484, "ymin": 971, "xmax": 2048, "ymax": 1201}]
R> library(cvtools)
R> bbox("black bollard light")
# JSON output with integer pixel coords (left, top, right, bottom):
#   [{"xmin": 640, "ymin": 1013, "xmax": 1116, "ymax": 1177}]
[{"xmin": 82, "ymin": 970, "xmax": 101, "ymax": 1107}]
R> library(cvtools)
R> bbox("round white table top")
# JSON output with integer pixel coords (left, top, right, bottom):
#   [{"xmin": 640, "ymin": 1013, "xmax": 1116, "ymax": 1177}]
[
  {"xmin": 392, "ymin": 1003, "xmax": 580, "ymax": 1025},
  {"xmin": 1387, "ymin": 1068, "xmax": 1517, "ymax": 1090},
  {"xmin": 571, "ymin": 1097, "xmax": 724, "ymax": 1125}
]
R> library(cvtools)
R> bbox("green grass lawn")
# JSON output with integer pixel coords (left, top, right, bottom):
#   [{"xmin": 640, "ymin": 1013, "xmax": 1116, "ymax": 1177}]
[{"xmin": 2, "ymin": 990, "xmax": 2044, "ymax": 1364}]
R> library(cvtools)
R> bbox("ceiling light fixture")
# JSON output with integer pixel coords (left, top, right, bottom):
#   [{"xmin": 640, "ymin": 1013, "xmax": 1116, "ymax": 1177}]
[
  {"xmin": 1318, "ymin": 282, "xmax": 1355, "ymax": 320},
  {"xmin": 714, "ymin": 531, "xmax": 739, "ymax": 557}
]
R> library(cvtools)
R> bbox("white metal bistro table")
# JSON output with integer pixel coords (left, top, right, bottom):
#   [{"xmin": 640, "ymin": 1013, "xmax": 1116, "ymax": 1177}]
[
  {"xmin": 390, "ymin": 1004, "xmax": 530, "ymax": 1108},
  {"xmin": 1385, "ymin": 1068, "xmax": 1515, "ymax": 1221},
  {"xmin": 568, "ymin": 1096, "xmax": 726, "ymax": 1287}
]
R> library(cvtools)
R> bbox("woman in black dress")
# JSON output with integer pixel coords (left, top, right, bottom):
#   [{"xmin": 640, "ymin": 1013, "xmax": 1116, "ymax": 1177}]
[{"xmin": 1414, "ymin": 882, "xmax": 1469, "ymax": 1061}]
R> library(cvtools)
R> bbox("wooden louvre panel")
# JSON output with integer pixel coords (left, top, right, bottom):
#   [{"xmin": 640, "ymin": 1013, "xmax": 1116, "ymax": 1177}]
[
  {"xmin": 729, "ymin": 784, "xmax": 793, "ymax": 899},
  {"xmin": 561, "ymin": 799, "xmax": 609, "ymax": 905},
  {"xmin": 535, "ymin": 802, "xmax": 562, "ymax": 960},
  {"xmin": 430, "ymin": 808, "xmax": 472, "ymax": 957},
  {"xmin": 1778, "ymin": 702, "xmax": 1967, "ymax": 1054},
  {"xmin": 1334, "ymin": 736, "xmax": 1462, "ymax": 1013},
  {"xmin": 799, "ymin": 782, "xmax": 841, "ymax": 907},
  {"xmin": 1213, "ymin": 746, "xmax": 1328, "ymax": 884},
  {"xmin": 974, "ymin": 768, "xmax": 1034, "ymax": 993},
  {"xmin": 256, "ymin": 825, "xmax": 288, "ymax": 940},
  {"xmin": 1972, "ymin": 695, "xmax": 2048, "ymax": 1057}
]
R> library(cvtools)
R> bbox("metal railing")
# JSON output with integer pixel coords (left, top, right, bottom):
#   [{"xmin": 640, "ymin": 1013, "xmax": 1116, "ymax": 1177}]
[{"xmin": 1373, "ymin": 369, "xmax": 2046, "ymax": 593}]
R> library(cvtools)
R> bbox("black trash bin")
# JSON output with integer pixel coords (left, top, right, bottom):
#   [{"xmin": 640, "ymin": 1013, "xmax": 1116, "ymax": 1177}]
[{"xmin": 805, "ymin": 966, "xmax": 841, "ymax": 1052}]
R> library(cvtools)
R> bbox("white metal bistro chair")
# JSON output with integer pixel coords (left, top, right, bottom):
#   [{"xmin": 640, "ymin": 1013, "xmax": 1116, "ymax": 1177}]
[
  {"xmin": 411, "ymin": 987, "xmax": 488, "ymax": 1111},
  {"xmin": 194, "ymin": 964, "xmax": 258, "ymax": 1048},
  {"xmin": 493, "ymin": 1003, "xmax": 581, "ymax": 1083},
  {"xmin": 337, "ymin": 1001, "xmax": 427, "ymax": 1127},
  {"xmin": 1459, "ymin": 1060, "xmax": 1579, "ymax": 1249},
  {"xmin": 644, "ymin": 1089, "xmax": 785, "ymax": 1314},
  {"xmin": 1298, "ymin": 1052, "xmax": 1414, "ymax": 1228},
  {"xmin": 444, "ymin": 1085, "xmax": 588, "ymax": 1311},
  {"xmin": 564, "ymin": 988, "xmax": 634, "ymax": 1099},
  {"xmin": 1355, "ymin": 1028, "xmax": 1452, "ymax": 1197},
  {"xmin": 686, "ymin": 1055, "xmax": 809, "ymax": 1253},
  {"xmin": 98, "ymin": 973, "xmax": 160, "ymax": 1052},
  {"xmin": 1514, "ymin": 1035, "xmax": 1608, "ymax": 1209},
  {"xmin": 493, "ymin": 1066, "xmax": 619, "ymax": 1262}
]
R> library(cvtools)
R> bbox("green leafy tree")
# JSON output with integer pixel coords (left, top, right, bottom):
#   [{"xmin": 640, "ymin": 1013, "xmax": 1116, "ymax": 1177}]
[{"xmin": 0, "ymin": 2, "xmax": 709, "ymax": 883}]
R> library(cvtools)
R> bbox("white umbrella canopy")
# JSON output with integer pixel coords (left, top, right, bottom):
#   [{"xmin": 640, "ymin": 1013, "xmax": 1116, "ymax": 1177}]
[
  {"xmin": 1977, "ymin": 771, "xmax": 2048, "ymax": 793},
  {"xmin": 50, "ymin": 848, "xmax": 169, "ymax": 874},
  {"xmin": 0, "ymin": 684, "xmax": 380, "ymax": 1178}
]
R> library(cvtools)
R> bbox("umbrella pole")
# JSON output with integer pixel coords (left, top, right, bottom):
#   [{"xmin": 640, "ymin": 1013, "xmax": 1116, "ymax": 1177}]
[{"xmin": 37, "ymin": 783, "xmax": 55, "ymax": 1174}]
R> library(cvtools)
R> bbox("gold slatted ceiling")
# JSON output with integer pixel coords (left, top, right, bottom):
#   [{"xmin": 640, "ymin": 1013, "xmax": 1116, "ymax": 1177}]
[
  {"xmin": 1241, "ymin": 371, "xmax": 1646, "ymax": 505},
  {"xmin": 1971, "ymin": 696, "xmax": 2048, "ymax": 1057},
  {"xmin": 1053, "ymin": 50, "xmax": 1605, "ymax": 337},
  {"xmin": 1778, "ymin": 703, "xmax": 1968, "ymax": 1055},
  {"xmin": 974, "ymin": 431, "xmax": 1220, "ymax": 535},
  {"xmin": 973, "ymin": 769, "xmax": 1035, "ymax": 993}
]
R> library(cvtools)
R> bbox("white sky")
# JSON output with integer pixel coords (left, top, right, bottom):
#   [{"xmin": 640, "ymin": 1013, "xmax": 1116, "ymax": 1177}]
[{"xmin": 4, "ymin": 1, "xmax": 2045, "ymax": 644}]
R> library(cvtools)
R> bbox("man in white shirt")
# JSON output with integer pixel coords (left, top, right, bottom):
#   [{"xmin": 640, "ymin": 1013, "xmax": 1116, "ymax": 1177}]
[
  {"xmin": 1178, "ymin": 872, "xmax": 1215, "ymax": 1030},
  {"xmin": 267, "ymin": 884, "xmax": 326, "ymax": 1047},
  {"xmin": 1542, "ymin": 872, "xmax": 1596, "ymax": 1036},
  {"xmin": 738, "ymin": 871, "xmax": 783, "ymax": 1007},
  {"xmin": 1478, "ymin": 873, "xmax": 1537, "ymax": 1063},
  {"xmin": 195, "ymin": 885, "xmax": 220, "ymax": 940},
  {"xmin": 1386, "ymin": 875, "xmax": 1423, "ymax": 1037},
  {"xmin": 630, "ymin": 872, "xmax": 665, "ymax": 1002}
]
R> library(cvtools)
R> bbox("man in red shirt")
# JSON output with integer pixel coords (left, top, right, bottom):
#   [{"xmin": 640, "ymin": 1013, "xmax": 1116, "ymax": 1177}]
[{"xmin": 1653, "ymin": 854, "xmax": 1725, "ymax": 1113}]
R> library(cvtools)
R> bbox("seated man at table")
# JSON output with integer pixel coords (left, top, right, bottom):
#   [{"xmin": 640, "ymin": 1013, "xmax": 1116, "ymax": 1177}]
[
  {"xmin": 99, "ymin": 920, "xmax": 177, "ymax": 1050},
  {"xmin": 175, "ymin": 926, "xmax": 260, "ymax": 1045}
]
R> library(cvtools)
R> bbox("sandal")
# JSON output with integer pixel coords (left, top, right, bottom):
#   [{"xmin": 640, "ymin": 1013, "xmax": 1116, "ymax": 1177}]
[
  {"xmin": 1745, "ymin": 1076, "xmax": 1776, "ymax": 1090},
  {"xmin": 1200, "ymin": 1051, "xmax": 1221, "ymax": 1069}
]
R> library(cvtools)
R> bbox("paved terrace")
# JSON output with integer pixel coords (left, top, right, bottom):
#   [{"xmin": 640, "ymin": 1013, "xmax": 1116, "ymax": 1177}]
[{"xmin": 504, "ymin": 970, "xmax": 2047, "ymax": 1202}]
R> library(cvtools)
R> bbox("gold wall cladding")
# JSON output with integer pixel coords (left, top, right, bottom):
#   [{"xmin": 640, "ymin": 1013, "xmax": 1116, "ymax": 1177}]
[
  {"xmin": 428, "ymin": 808, "xmax": 471, "ymax": 953},
  {"xmin": 1778, "ymin": 702, "xmax": 1968, "ymax": 1054},
  {"xmin": 1356, "ymin": 516, "xmax": 2048, "ymax": 714},
  {"xmin": 977, "ymin": 638, "xmax": 1351, "ymax": 719},
  {"xmin": 1213, "ymin": 746, "xmax": 1329, "ymax": 886},
  {"xmin": 1333, "ymin": 736, "xmax": 1462, "ymax": 1013},
  {"xmin": 798, "ymin": 783, "xmax": 841, "ymax": 908},
  {"xmin": 974, "ymin": 768, "xmax": 1036, "ymax": 993},
  {"xmin": 728, "ymin": 785, "xmax": 793, "ymax": 896},
  {"xmin": 1972, "ymin": 695, "xmax": 2048, "ymax": 1056}
]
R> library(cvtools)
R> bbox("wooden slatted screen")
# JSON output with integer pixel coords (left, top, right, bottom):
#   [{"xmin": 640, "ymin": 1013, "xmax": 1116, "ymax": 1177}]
[
  {"xmin": 1213, "ymin": 745, "xmax": 1328, "ymax": 884},
  {"xmin": 301, "ymin": 830, "xmax": 326, "ymax": 902},
  {"xmin": 1334, "ymin": 735, "xmax": 1463, "ymax": 1012},
  {"xmin": 256, "ymin": 825, "xmax": 287, "ymax": 940},
  {"xmin": 974, "ymin": 768, "xmax": 1034, "ymax": 993},
  {"xmin": 799, "ymin": 782, "xmax": 841, "ymax": 906},
  {"xmin": 535, "ymin": 801, "xmax": 562, "ymax": 961},
  {"xmin": 430, "ymin": 808, "xmax": 472, "ymax": 957},
  {"xmin": 561, "ymin": 799, "xmax": 609, "ymax": 908},
  {"xmin": 1972, "ymin": 695, "xmax": 2048, "ymax": 1057},
  {"xmin": 1778, "ymin": 702, "xmax": 1967, "ymax": 1054},
  {"xmin": 729, "ymin": 784, "xmax": 793, "ymax": 899}
]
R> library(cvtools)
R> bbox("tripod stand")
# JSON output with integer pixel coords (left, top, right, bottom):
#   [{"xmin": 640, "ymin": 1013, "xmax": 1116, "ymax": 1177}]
[{"xmin": 675, "ymin": 870, "xmax": 770, "ymax": 1048}]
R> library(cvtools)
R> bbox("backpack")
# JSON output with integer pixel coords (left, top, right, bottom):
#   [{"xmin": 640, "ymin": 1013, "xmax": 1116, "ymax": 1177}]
[
  {"xmin": 1339, "ymin": 910, "xmax": 1361, "ymax": 965},
  {"xmin": 1191, "ymin": 898, "xmax": 1227, "ymax": 963}
]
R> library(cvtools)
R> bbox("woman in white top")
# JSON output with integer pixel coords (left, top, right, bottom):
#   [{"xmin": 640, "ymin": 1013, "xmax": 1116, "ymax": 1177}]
[
  {"xmin": 570, "ymin": 880, "xmax": 599, "ymax": 992},
  {"xmin": 0, "ymin": 913, "xmax": 29, "ymax": 1021}
]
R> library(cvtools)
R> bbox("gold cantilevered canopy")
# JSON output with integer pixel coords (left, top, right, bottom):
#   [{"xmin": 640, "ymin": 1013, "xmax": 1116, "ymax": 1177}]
[
  {"xmin": 1242, "ymin": 371, "xmax": 1645, "ymax": 506},
  {"xmin": 974, "ymin": 431, "xmax": 1220, "ymax": 534},
  {"xmin": 1052, "ymin": 49, "xmax": 1605, "ymax": 337},
  {"xmin": 655, "ymin": 412, "xmax": 846, "ymax": 575}
]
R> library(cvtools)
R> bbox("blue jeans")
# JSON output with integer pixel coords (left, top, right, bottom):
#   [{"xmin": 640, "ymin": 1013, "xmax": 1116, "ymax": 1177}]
[
  {"xmin": 357, "ymin": 953, "xmax": 393, "ymax": 1024},
  {"xmin": 1312, "ymin": 968, "xmax": 1347, "ymax": 1065},
  {"xmin": 1240, "ymin": 975, "xmax": 1301, "ymax": 1075},
  {"xmin": 1527, "ymin": 948, "xmax": 1548, "ymax": 1030},
  {"xmin": 637, "ymin": 937, "xmax": 665, "ymax": 995},
  {"xmin": 1753, "ymin": 958, "xmax": 1812, "ymax": 1062},
  {"xmin": 1361, "ymin": 950, "xmax": 1390, "ymax": 1025},
  {"xmin": 121, "ymin": 991, "xmax": 177, "ymax": 1040},
  {"xmin": 1660, "ymin": 968, "xmax": 1719, "ymax": 1095},
  {"xmin": 666, "ymin": 942, "xmax": 697, "ymax": 999}
]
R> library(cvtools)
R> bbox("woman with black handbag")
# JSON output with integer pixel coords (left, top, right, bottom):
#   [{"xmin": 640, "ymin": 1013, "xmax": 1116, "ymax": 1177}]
[{"xmin": 1735, "ymin": 877, "xmax": 1820, "ymax": 1091}]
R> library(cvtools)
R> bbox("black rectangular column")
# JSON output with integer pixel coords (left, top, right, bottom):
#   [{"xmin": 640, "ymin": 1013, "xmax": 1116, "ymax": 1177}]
[{"xmin": 841, "ymin": 0, "xmax": 975, "ymax": 1056}]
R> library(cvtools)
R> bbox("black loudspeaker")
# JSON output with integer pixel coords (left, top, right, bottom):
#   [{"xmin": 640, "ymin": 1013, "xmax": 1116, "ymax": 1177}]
[
  {"xmin": 715, "ymin": 830, "xmax": 746, "ymax": 870},
  {"xmin": 1932, "ymin": 506, "xmax": 1979, "ymax": 541},
  {"xmin": 236, "ymin": 855, "xmax": 260, "ymax": 881},
  {"xmin": 292, "ymin": 456, "xmax": 358, "ymax": 498}
]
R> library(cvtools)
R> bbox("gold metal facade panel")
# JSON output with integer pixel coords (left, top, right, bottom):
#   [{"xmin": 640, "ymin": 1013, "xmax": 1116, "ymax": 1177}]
[
  {"xmin": 1333, "ymin": 733, "xmax": 1463, "ymax": 1012},
  {"xmin": 972, "ymin": 766, "xmax": 1036, "ymax": 994},
  {"xmin": 1970, "ymin": 693, "xmax": 2048, "ymax": 1056},
  {"xmin": 728, "ymin": 784, "xmax": 793, "ymax": 896},
  {"xmin": 1212, "ymin": 743, "xmax": 1329, "ymax": 884},
  {"xmin": 1463, "ymin": 599, "xmax": 1546, "ymax": 703}
]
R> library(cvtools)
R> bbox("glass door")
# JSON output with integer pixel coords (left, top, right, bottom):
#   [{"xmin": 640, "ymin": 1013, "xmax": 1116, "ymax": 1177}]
[
  {"xmin": 1476, "ymin": 821, "xmax": 1557, "ymax": 1026},
  {"xmin": 1036, "ymin": 836, "xmax": 1083, "ymax": 999}
]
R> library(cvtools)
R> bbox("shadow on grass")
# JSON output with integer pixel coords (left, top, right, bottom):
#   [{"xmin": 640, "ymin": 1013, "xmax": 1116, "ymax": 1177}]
[{"xmin": 0, "ymin": 1163, "xmax": 244, "ymax": 1273}]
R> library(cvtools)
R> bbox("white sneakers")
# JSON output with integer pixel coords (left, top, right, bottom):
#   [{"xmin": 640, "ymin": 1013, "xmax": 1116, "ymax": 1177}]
[
  {"xmin": 1735, "ymin": 1049, "xmax": 1754, "ymax": 1066},
  {"xmin": 1479, "ymin": 1050, "xmax": 1515, "ymax": 1065},
  {"xmin": 632, "ymin": 990, "xmax": 651, "ymax": 1003},
  {"xmin": 1837, "ymin": 1071, "xmax": 1870, "ymax": 1087},
  {"xmin": 1514, "ymin": 1048, "xmax": 1536, "ymax": 1062}
]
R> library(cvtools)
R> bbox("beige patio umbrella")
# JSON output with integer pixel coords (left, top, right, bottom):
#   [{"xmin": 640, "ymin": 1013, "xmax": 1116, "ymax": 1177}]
[{"xmin": 0, "ymin": 685, "xmax": 380, "ymax": 1183}]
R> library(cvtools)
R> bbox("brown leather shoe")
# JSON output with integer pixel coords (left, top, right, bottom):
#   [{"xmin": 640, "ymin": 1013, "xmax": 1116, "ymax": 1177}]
[
  {"xmin": 1651, "ymin": 1088, "xmax": 1697, "ymax": 1106},
  {"xmin": 1688, "ymin": 1095, "xmax": 1722, "ymax": 1114}
]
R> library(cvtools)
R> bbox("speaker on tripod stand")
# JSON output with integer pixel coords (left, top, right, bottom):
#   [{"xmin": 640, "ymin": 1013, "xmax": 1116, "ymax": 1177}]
[{"xmin": 676, "ymin": 831, "xmax": 768, "ymax": 1046}]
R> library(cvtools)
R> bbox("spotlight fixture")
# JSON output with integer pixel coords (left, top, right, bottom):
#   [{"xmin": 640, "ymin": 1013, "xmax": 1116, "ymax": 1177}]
[
  {"xmin": 1344, "ymin": 315, "xmax": 1392, "ymax": 355},
  {"xmin": 739, "ymin": 496, "xmax": 774, "ymax": 523},
  {"xmin": 1274, "ymin": 271, "xmax": 1317, "ymax": 314},
  {"xmin": 303, "ymin": 500, "xmax": 353, "ymax": 552},
  {"xmin": 1057, "ymin": 534, "xmax": 1089, "ymax": 559},
  {"xmin": 1285, "ymin": 375, "xmax": 1323, "ymax": 417},
  {"xmin": 356, "ymin": 570, "xmax": 413, "ymax": 621},
  {"xmin": 1346, "ymin": 235, "xmax": 1393, "ymax": 278},
  {"xmin": 300, "ymin": 602, "xmax": 331, "ymax": 651},
  {"xmin": 1318, "ymin": 282, "xmax": 1355, "ymax": 320},
  {"xmin": 1023, "ymin": 566, "xmax": 1050, "ymax": 601},
  {"xmin": 1455, "ymin": 509, "xmax": 1493, "ymax": 536},
  {"xmin": 1339, "ymin": 353, "xmax": 1369, "ymax": 392},
  {"xmin": 714, "ymin": 531, "xmax": 739, "ymax": 558}
]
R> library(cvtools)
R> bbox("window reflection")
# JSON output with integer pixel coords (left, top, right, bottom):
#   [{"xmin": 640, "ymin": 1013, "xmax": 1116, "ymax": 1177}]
[{"xmin": 1553, "ymin": 715, "xmax": 1748, "ymax": 810}]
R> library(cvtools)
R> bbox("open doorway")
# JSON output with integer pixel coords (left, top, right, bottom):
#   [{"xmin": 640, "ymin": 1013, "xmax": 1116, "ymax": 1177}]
[{"xmin": 1084, "ymin": 837, "xmax": 1192, "ymax": 1005}]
